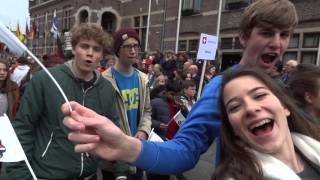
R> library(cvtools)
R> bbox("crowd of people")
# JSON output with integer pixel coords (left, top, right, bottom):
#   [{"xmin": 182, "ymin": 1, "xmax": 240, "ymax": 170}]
[{"xmin": 0, "ymin": 0, "xmax": 320, "ymax": 180}]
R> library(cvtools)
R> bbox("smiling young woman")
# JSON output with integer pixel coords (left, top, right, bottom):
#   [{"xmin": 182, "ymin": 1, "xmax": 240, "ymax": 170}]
[
  {"xmin": 0, "ymin": 59, "xmax": 19, "ymax": 120},
  {"xmin": 213, "ymin": 67, "xmax": 320, "ymax": 180}
]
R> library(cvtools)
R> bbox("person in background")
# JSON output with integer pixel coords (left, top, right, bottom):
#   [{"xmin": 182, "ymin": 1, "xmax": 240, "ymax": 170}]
[
  {"xmin": 176, "ymin": 53, "xmax": 188, "ymax": 70},
  {"xmin": 213, "ymin": 67, "xmax": 320, "ymax": 179},
  {"xmin": 150, "ymin": 74, "xmax": 167, "ymax": 100},
  {"xmin": 102, "ymin": 28, "xmax": 151, "ymax": 180},
  {"xmin": 281, "ymin": 59, "xmax": 298, "ymax": 84},
  {"xmin": 0, "ymin": 59, "xmax": 19, "ymax": 120},
  {"xmin": 6, "ymin": 23, "xmax": 122, "ymax": 180},
  {"xmin": 187, "ymin": 64, "xmax": 200, "ymax": 90},
  {"xmin": 182, "ymin": 61, "xmax": 192, "ymax": 72},
  {"xmin": 98, "ymin": 54, "xmax": 116, "ymax": 73},
  {"xmin": 288, "ymin": 63, "xmax": 320, "ymax": 126},
  {"xmin": 10, "ymin": 56, "xmax": 31, "ymax": 89},
  {"xmin": 269, "ymin": 61, "xmax": 284, "ymax": 86},
  {"xmin": 0, "ymin": 58, "xmax": 20, "ymax": 177},
  {"xmin": 176, "ymin": 80, "xmax": 197, "ymax": 113},
  {"xmin": 162, "ymin": 50, "xmax": 177, "ymax": 78},
  {"xmin": 148, "ymin": 64, "xmax": 162, "ymax": 90},
  {"xmin": 148, "ymin": 81, "xmax": 182, "ymax": 180},
  {"xmin": 61, "ymin": 0, "xmax": 299, "ymax": 176},
  {"xmin": 142, "ymin": 53, "xmax": 153, "ymax": 74}
]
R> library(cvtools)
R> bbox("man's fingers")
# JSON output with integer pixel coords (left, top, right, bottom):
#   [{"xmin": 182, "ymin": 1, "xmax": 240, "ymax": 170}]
[
  {"xmin": 74, "ymin": 143, "xmax": 99, "ymax": 153},
  {"xmin": 63, "ymin": 116, "xmax": 85, "ymax": 131},
  {"xmin": 68, "ymin": 132, "xmax": 100, "ymax": 144},
  {"xmin": 61, "ymin": 101, "xmax": 95, "ymax": 117}
]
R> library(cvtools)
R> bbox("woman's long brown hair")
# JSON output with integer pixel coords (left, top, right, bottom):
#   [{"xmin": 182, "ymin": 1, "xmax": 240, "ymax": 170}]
[
  {"xmin": 0, "ymin": 59, "xmax": 19, "ymax": 93},
  {"xmin": 212, "ymin": 67, "xmax": 320, "ymax": 180}
]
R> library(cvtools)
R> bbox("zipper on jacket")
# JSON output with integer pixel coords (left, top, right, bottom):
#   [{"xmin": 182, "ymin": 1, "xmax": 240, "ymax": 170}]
[
  {"xmin": 79, "ymin": 153, "xmax": 84, "ymax": 177},
  {"xmin": 79, "ymin": 85, "xmax": 93, "ymax": 176},
  {"xmin": 41, "ymin": 132, "xmax": 53, "ymax": 157}
]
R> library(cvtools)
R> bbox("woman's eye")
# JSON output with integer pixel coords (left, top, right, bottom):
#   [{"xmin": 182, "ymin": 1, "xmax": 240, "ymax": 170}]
[
  {"xmin": 255, "ymin": 93, "xmax": 267, "ymax": 100},
  {"xmin": 227, "ymin": 104, "xmax": 240, "ymax": 113}
]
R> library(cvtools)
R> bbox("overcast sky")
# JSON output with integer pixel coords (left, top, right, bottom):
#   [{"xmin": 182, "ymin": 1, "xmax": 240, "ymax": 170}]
[{"xmin": 0, "ymin": 0, "xmax": 29, "ymax": 32}]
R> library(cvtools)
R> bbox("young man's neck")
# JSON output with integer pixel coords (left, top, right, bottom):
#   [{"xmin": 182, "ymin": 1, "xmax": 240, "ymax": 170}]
[
  {"xmin": 71, "ymin": 61, "xmax": 94, "ymax": 82},
  {"xmin": 114, "ymin": 62, "xmax": 134, "ymax": 75}
]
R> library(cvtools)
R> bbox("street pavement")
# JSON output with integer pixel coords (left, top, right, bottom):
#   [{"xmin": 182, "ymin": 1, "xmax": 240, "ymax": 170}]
[{"xmin": 182, "ymin": 142, "xmax": 216, "ymax": 180}]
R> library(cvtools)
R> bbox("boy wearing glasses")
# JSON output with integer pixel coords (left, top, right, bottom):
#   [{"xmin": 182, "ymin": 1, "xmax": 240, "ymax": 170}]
[{"xmin": 102, "ymin": 28, "xmax": 151, "ymax": 180}]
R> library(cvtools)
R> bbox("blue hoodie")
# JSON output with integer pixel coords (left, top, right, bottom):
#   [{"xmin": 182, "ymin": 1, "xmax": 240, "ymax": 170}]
[{"xmin": 133, "ymin": 64, "xmax": 241, "ymax": 174}]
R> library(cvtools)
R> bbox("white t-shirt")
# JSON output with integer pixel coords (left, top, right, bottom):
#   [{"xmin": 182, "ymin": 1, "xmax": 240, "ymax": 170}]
[{"xmin": 10, "ymin": 65, "xmax": 30, "ymax": 87}]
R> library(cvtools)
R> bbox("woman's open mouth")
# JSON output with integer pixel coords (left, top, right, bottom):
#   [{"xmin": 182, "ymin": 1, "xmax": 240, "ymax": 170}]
[{"xmin": 249, "ymin": 119, "xmax": 274, "ymax": 137}]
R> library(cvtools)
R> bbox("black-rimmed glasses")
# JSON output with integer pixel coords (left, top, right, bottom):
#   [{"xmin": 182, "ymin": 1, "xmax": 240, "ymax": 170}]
[{"xmin": 121, "ymin": 44, "xmax": 140, "ymax": 51}]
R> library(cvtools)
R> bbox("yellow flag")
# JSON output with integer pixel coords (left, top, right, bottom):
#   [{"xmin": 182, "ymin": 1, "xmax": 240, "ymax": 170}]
[{"xmin": 15, "ymin": 22, "xmax": 25, "ymax": 42}]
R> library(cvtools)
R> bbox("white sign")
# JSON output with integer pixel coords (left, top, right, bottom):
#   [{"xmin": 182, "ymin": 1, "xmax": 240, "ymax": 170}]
[
  {"xmin": 64, "ymin": 32, "xmax": 72, "ymax": 51},
  {"xmin": 196, "ymin": 33, "xmax": 218, "ymax": 60}
]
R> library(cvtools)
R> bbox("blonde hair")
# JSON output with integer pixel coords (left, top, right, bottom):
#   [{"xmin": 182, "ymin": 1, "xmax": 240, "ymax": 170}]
[{"xmin": 155, "ymin": 75, "xmax": 168, "ymax": 86}]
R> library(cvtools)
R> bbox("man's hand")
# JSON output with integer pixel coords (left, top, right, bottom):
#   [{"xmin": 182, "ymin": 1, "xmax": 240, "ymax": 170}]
[{"xmin": 61, "ymin": 101, "xmax": 142, "ymax": 163}]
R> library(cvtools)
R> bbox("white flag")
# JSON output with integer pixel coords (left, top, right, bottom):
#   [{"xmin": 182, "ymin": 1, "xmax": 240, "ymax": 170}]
[
  {"xmin": 148, "ymin": 128, "xmax": 164, "ymax": 142},
  {"xmin": 50, "ymin": 9, "xmax": 59, "ymax": 39},
  {"xmin": 0, "ymin": 114, "xmax": 26, "ymax": 162},
  {"xmin": 173, "ymin": 110, "xmax": 186, "ymax": 126},
  {"xmin": 0, "ymin": 114, "xmax": 38, "ymax": 180}
]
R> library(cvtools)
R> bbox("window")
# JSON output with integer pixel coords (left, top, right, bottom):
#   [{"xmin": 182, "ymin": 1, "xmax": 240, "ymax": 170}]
[
  {"xmin": 283, "ymin": 52, "xmax": 297, "ymax": 62},
  {"xmin": 178, "ymin": 39, "xmax": 199, "ymax": 57},
  {"xmin": 220, "ymin": 38, "xmax": 233, "ymax": 49},
  {"xmin": 303, "ymin": 33, "xmax": 320, "ymax": 48},
  {"xmin": 179, "ymin": 40, "xmax": 187, "ymax": 51},
  {"xmin": 79, "ymin": 10, "xmax": 89, "ymax": 23},
  {"xmin": 288, "ymin": 34, "xmax": 299, "ymax": 48},
  {"xmin": 234, "ymin": 37, "xmax": 242, "ymax": 49},
  {"xmin": 189, "ymin": 40, "xmax": 198, "ymax": 51},
  {"xmin": 142, "ymin": 15, "xmax": 148, "ymax": 27},
  {"xmin": 134, "ymin": 17, "xmax": 140, "ymax": 27},
  {"xmin": 62, "ymin": 6, "xmax": 72, "ymax": 33},
  {"xmin": 182, "ymin": 0, "xmax": 202, "ymax": 16},
  {"xmin": 225, "ymin": 0, "xmax": 252, "ymax": 10},
  {"xmin": 301, "ymin": 51, "xmax": 317, "ymax": 64},
  {"xmin": 133, "ymin": 15, "xmax": 148, "ymax": 51}
]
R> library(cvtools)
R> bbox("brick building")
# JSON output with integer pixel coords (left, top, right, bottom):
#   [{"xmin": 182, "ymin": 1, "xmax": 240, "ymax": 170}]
[{"xmin": 28, "ymin": 0, "xmax": 320, "ymax": 68}]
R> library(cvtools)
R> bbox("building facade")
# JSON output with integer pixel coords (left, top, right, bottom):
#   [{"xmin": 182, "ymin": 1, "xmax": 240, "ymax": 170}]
[{"xmin": 28, "ymin": 0, "xmax": 320, "ymax": 68}]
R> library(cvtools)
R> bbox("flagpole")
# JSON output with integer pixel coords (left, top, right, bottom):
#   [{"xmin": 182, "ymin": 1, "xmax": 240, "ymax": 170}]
[
  {"xmin": 44, "ymin": 12, "xmax": 48, "ymax": 54},
  {"xmin": 166, "ymin": 110, "xmax": 182, "ymax": 125},
  {"xmin": 317, "ymin": 36, "xmax": 320, "ymax": 65},
  {"xmin": 174, "ymin": 0, "xmax": 182, "ymax": 54},
  {"xmin": 24, "ymin": 158, "xmax": 38, "ymax": 180},
  {"xmin": 145, "ymin": 0, "xmax": 152, "ymax": 52},
  {"xmin": 197, "ymin": 0, "xmax": 222, "ymax": 99},
  {"xmin": 147, "ymin": 128, "xmax": 154, "ymax": 140}
]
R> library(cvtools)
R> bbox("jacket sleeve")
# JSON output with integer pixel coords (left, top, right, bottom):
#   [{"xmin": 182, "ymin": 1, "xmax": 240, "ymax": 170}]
[
  {"xmin": 132, "ymin": 75, "xmax": 223, "ymax": 174},
  {"xmin": 137, "ymin": 76, "xmax": 152, "ymax": 136},
  {"xmin": 6, "ymin": 72, "xmax": 45, "ymax": 179}
]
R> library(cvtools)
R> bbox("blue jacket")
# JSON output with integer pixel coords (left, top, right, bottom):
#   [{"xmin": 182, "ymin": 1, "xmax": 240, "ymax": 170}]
[
  {"xmin": 133, "ymin": 74, "xmax": 224, "ymax": 174},
  {"xmin": 132, "ymin": 64, "xmax": 240, "ymax": 174}
]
